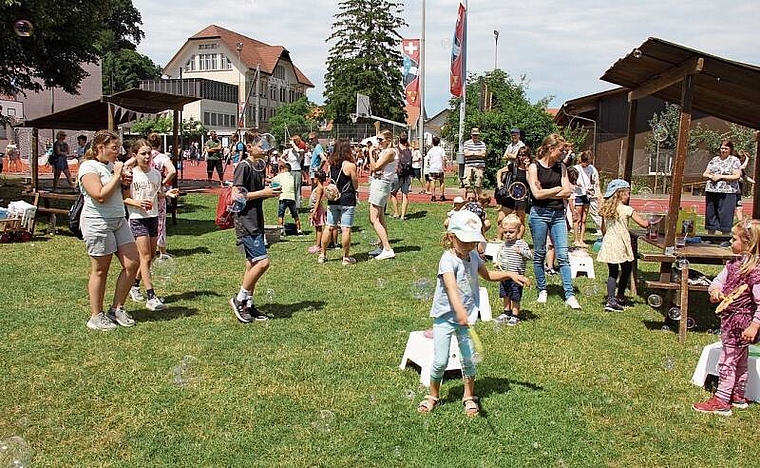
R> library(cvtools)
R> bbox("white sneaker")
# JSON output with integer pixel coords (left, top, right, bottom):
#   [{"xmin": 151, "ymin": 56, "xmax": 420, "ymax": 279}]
[
  {"xmin": 495, "ymin": 313, "xmax": 510, "ymax": 322},
  {"xmin": 566, "ymin": 296, "xmax": 582, "ymax": 310},
  {"xmin": 537, "ymin": 290, "xmax": 548, "ymax": 303},
  {"xmin": 375, "ymin": 249, "xmax": 396, "ymax": 260},
  {"xmin": 129, "ymin": 286, "xmax": 145, "ymax": 302},
  {"xmin": 146, "ymin": 297, "xmax": 167, "ymax": 311}
]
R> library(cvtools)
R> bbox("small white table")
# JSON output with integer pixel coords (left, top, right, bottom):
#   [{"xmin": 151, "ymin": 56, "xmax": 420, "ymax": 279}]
[
  {"xmin": 691, "ymin": 341, "xmax": 760, "ymax": 401},
  {"xmin": 400, "ymin": 331, "xmax": 463, "ymax": 386}
]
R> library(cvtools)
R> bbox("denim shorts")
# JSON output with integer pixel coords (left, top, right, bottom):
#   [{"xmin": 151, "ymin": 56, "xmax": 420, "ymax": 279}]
[
  {"xmin": 391, "ymin": 175, "xmax": 412, "ymax": 195},
  {"xmin": 368, "ymin": 178, "xmax": 392, "ymax": 207},
  {"xmin": 277, "ymin": 199, "xmax": 299, "ymax": 219},
  {"xmin": 237, "ymin": 233, "xmax": 268, "ymax": 263},
  {"xmin": 81, "ymin": 217, "xmax": 135, "ymax": 257},
  {"xmin": 499, "ymin": 279, "xmax": 524, "ymax": 302},
  {"xmin": 129, "ymin": 217, "xmax": 159, "ymax": 238},
  {"xmin": 574, "ymin": 195, "xmax": 590, "ymax": 206},
  {"xmin": 326, "ymin": 204, "xmax": 355, "ymax": 228}
]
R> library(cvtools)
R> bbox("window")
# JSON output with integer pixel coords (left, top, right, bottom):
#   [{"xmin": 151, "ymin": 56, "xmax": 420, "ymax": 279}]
[
  {"xmin": 224, "ymin": 114, "xmax": 230, "ymax": 127},
  {"xmin": 210, "ymin": 113, "xmax": 217, "ymax": 126},
  {"xmin": 270, "ymin": 86, "xmax": 276, "ymax": 101},
  {"xmin": 185, "ymin": 55, "xmax": 196, "ymax": 72},
  {"xmin": 289, "ymin": 90, "xmax": 294, "ymax": 103},
  {"xmin": 203, "ymin": 112, "xmax": 210, "ymax": 125},
  {"xmin": 210, "ymin": 54, "xmax": 218, "ymax": 70},
  {"xmin": 279, "ymin": 88, "xmax": 285, "ymax": 102},
  {"xmin": 274, "ymin": 65, "xmax": 285, "ymax": 79},
  {"xmin": 225, "ymin": 57, "xmax": 232, "ymax": 70},
  {"xmin": 198, "ymin": 43, "xmax": 218, "ymax": 50}
]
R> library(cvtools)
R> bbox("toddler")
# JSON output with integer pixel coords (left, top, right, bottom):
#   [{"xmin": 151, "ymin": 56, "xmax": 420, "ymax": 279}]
[{"xmin": 496, "ymin": 214, "xmax": 532, "ymax": 325}]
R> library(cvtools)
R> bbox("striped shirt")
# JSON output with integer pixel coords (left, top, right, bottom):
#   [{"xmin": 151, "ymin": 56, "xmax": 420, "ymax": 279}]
[
  {"xmin": 497, "ymin": 239, "xmax": 531, "ymax": 274},
  {"xmin": 463, "ymin": 138, "xmax": 487, "ymax": 167}
]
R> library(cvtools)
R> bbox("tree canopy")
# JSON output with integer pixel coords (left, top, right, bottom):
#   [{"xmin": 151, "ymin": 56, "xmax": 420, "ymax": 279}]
[
  {"xmin": 323, "ymin": 0, "xmax": 407, "ymax": 124},
  {"xmin": 1, "ymin": 0, "xmax": 150, "ymax": 96},
  {"xmin": 268, "ymin": 97, "xmax": 320, "ymax": 146},
  {"xmin": 442, "ymin": 70, "xmax": 558, "ymax": 186}
]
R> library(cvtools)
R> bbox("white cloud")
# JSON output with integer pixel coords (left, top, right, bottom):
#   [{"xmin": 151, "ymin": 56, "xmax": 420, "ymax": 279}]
[{"xmin": 132, "ymin": 0, "xmax": 760, "ymax": 116}]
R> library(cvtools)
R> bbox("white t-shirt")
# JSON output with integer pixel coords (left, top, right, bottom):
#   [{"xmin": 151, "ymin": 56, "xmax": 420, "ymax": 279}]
[
  {"xmin": 284, "ymin": 148, "xmax": 301, "ymax": 171},
  {"xmin": 504, "ymin": 140, "xmax": 525, "ymax": 159},
  {"xmin": 151, "ymin": 150, "xmax": 171, "ymax": 176},
  {"xmin": 573, "ymin": 164, "xmax": 598, "ymax": 197},
  {"xmin": 427, "ymin": 146, "xmax": 445, "ymax": 173},
  {"xmin": 412, "ymin": 149, "xmax": 422, "ymax": 169},
  {"xmin": 78, "ymin": 160, "xmax": 126, "ymax": 219},
  {"xmin": 127, "ymin": 167, "xmax": 161, "ymax": 219}
]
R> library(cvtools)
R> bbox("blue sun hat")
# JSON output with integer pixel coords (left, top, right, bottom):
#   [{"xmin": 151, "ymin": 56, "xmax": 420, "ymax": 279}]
[{"xmin": 603, "ymin": 179, "xmax": 631, "ymax": 199}]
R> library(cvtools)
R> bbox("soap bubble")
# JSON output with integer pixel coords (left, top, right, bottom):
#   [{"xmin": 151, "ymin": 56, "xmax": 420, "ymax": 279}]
[
  {"xmin": 13, "ymin": 20, "xmax": 34, "ymax": 37},
  {"xmin": 171, "ymin": 355, "xmax": 199, "ymax": 388},
  {"xmin": 652, "ymin": 124, "xmax": 668, "ymax": 142},
  {"xmin": 410, "ymin": 278, "xmax": 434, "ymax": 301},
  {"xmin": 661, "ymin": 325, "xmax": 670, "ymax": 333},
  {"xmin": 583, "ymin": 283, "xmax": 600, "ymax": 297},
  {"xmin": 311, "ymin": 410, "xmax": 335, "ymax": 434},
  {"xmin": 686, "ymin": 317, "xmax": 696, "ymax": 329},
  {"xmin": 667, "ymin": 307, "xmax": 682, "ymax": 321},
  {"xmin": 662, "ymin": 356, "xmax": 675, "ymax": 372},
  {"xmin": 441, "ymin": 37, "xmax": 452, "ymax": 49},
  {"xmin": 393, "ymin": 446, "xmax": 402, "ymax": 458},
  {"xmin": 376, "ymin": 278, "xmax": 386, "ymax": 289},
  {"xmin": 152, "ymin": 254, "xmax": 176, "ymax": 287},
  {"xmin": 0, "ymin": 436, "xmax": 31, "ymax": 468},
  {"xmin": 647, "ymin": 294, "xmax": 663, "ymax": 308},
  {"xmin": 532, "ymin": 441, "xmax": 540, "ymax": 450},
  {"xmin": 229, "ymin": 187, "xmax": 248, "ymax": 212},
  {"xmin": 676, "ymin": 258, "xmax": 690, "ymax": 270},
  {"xmin": 638, "ymin": 186, "xmax": 653, "ymax": 197},
  {"xmin": 641, "ymin": 201, "xmax": 666, "ymax": 224},
  {"xmin": 265, "ymin": 288, "xmax": 275, "ymax": 302}
]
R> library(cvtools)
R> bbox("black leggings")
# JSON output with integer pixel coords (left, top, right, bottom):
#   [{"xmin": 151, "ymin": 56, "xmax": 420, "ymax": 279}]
[
  {"xmin": 607, "ymin": 262, "xmax": 632, "ymax": 300},
  {"xmin": 207, "ymin": 159, "xmax": 224, "ymax": 180}
]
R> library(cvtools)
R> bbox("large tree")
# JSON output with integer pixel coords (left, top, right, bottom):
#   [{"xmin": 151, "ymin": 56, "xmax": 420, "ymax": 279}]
[
  {"xmin": 443, "ymin": 69, "xmax": 558, "ymax": 187},
  {"xmin": 1, "ymin": 0, "xmax": 148, "ymax": 96},
  {"xmin": 268, "ymin": 97, "xmax": 320, "ymax": 145},
  {"xmin": 323, "ymin": 0, "xmax": 407, "ymax": 124}
]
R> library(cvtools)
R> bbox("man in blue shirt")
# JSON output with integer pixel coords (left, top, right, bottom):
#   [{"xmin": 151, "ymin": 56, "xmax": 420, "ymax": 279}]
[{"xmin": 309, "ymin": 132, "xmax": 325, "ymax": 187}]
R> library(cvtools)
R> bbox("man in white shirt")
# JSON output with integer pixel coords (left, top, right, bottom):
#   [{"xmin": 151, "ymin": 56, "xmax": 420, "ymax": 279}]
[
  {"xmin": 502, "ymin": 128, "xmax": 525, "ymax": 162},
  {"xmin": 426, "ymin": 136, "xmax": 447, "ymax": 202}
]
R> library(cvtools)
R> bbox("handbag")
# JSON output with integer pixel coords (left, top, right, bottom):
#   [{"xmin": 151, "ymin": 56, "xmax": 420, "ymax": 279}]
[
  {"xmin": 68, "ymin": 193, "xmax": 85, "ymax": 240},
  {"xmin": 494, "ymin": 163, "xmax": 513, "ymax": 205}
]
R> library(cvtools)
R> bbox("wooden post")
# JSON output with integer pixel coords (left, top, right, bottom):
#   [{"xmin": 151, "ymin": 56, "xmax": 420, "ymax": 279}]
[
  {"xmin": 623, "ymin": 99, "xmax": 638, "ymax": 182},
  {"xmin": 31, "ymin": 128, "xmax": 39, "ymax": 191},
  {"xmin": 663, "ymin": 75, "xmax": 694, "ymax": 248},
  {"xmin": 752, "ymin": 131, "xmax": 760, "ymax": 218},
  {"xmin": 678, "ymin": 263, "xmax": 689, "ymax": 344},
  {"xmin": 107, "ymin": 103, "xmax": 115, "ymax": 131},
  {"xmin": 172, "ymin": 109, "xmax": 180, "ymax": 167}
]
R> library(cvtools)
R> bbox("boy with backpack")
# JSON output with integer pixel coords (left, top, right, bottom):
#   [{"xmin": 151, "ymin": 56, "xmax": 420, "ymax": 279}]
[{"xmin": 390, "ymin": 133, "xmax": 414, "ymax": 220}]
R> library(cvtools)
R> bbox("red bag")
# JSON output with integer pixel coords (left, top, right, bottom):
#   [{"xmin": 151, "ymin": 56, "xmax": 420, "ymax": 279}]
[{"xmin": 215, "ymin": 187, "xmax": 235, "ymax": 230}]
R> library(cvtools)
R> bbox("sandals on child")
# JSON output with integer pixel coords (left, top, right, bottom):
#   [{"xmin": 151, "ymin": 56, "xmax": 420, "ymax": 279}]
[
  {"xmin": 417, "ymin": 395, "xmax": 439, "ymax": 413},
  {"xmin": 463, "ymin": 396, "xmax": 480, "ymax": 417}
]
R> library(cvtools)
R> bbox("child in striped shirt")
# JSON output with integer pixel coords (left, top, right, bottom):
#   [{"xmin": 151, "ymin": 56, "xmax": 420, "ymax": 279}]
[{"xmin": 497, "ymin": 214, "xmax": 532, "ymax": 325}]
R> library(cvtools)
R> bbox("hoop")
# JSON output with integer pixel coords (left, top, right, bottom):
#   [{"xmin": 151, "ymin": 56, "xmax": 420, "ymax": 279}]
[
  {"xmin": 507, "ymin": 181, "xmax": 529, "ymax": 201},
  {"xmin": 250, "ymin": 158, "xmax": 267, "ymax": 172}
]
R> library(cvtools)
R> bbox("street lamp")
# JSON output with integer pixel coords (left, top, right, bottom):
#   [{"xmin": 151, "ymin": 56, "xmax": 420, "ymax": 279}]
[
  {"xmin": 493, "ymin": 30, "xmax": 499, "ymax": 70},
  {"xmin": 236, "ymin": 42, "xmax": 244, "ymax": 134}
]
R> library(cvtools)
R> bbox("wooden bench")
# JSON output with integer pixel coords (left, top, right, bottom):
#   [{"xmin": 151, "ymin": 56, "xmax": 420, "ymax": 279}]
[
  {"xmin": 31, "ymin": 191, "xmax": 78, "ymax": 234},
  {"xmin": 644, "ymin": 280, "xmax": 709, "ymax": 292}
]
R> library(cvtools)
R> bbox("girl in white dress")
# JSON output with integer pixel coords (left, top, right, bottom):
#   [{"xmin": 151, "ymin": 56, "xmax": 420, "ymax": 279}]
[{"xmin": 597, "ymin": 179, "xmax": 649, "ymax": 312}]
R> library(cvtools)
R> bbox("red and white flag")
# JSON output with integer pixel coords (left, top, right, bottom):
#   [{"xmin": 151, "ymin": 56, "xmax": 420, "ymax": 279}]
[
  {"xmin": 402, "ymin": 39, "xmax": 421, "ymax": 107},
  {"xmin": 450, "ymin": 2, "xmax": 466, "ymax": 97}
]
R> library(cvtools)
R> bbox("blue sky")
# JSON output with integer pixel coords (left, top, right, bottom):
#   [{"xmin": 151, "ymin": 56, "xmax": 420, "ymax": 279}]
[{"xmin": 133, "ymin": 0, "xmax": 760, "ymax": 116}]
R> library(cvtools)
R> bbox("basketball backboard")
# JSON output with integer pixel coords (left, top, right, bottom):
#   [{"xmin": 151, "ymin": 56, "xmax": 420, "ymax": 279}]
[{"xmin": 356, "ymin": 94, "xmax": 371, "ymax": 118}]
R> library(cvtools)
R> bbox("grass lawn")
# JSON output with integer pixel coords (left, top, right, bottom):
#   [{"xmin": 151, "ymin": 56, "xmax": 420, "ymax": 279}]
[{"xmin": 2, "ymin": 180, "xmax": 760, "ymax": 467}]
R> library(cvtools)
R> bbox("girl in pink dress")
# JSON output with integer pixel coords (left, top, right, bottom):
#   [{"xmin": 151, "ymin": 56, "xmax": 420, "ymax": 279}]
[{"xmin": 307, "ymin": 170, "xmax": 328, "ymax": 254}]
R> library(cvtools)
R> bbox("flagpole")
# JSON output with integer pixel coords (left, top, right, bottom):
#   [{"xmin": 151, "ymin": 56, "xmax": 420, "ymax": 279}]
[
  {"xmin": 417, "ymin": 0, "xmax": 425, "ymax": 160},
  {"xmin": 456, "ymin": 0, "xmax": 468, "ymax": 184}
]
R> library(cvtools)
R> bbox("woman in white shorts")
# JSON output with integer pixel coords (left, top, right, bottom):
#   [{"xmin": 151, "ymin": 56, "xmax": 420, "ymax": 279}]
[
  {"xmin": 78, "ymin": 130, "xmax": 139, "ymax": 331},
  {"xmin": 367, "ymin": 129, "xmax": 397, "ymax": 260}
]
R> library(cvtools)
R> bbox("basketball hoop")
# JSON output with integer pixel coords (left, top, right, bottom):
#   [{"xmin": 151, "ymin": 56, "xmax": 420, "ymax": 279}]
[{"xmin": 349, "ymin": 113, "xmax": 358, "ymax": 124}]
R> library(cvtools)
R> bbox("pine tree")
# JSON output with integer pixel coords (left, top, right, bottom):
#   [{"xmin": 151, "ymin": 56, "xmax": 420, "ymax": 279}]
[{"xmin": 323, "ymin": 0, "xmax": 407, "ymax": 124}]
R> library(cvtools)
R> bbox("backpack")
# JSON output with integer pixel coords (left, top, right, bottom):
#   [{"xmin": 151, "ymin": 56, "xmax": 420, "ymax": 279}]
[
  {"xmin": 215, "ymin": 187, "xmax": 236, "ymax": 230},
  {"xmin": 396, "ymin": 145, "xmax": 413, "ymax": 177},
  {"xmin": 236, "ymin": 141, "xmax": 247, "ymax": 160},
  {"xmin": 68, "ymin": 193, "xmax": 85, "ymax": 240}
]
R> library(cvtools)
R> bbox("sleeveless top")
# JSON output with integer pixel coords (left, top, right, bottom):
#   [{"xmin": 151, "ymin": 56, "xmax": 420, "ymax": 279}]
[
  {"xmin": 329, "ymin": 161, "xmax": 357, "ymax": 207},
  {"xmin": 378, "ymin": 149, "xmax": 398, "ymax": 182},
  {"xmin": 531, "ymin": 161, "xmax": 564, "ymax": 209}
]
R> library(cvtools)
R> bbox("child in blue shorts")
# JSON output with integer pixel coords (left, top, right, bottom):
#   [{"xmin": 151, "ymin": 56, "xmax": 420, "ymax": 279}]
[{"xmin": 497, "ymin": 214, "xmax": 532, "ymax": 325}]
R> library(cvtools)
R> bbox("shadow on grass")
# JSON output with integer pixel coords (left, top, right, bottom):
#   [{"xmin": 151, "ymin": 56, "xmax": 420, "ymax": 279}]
[
  {"xmin": 443, "ymin": 376, "xmax": 544, "ymax": 408},
  {"xmin": 169, "ymin": 218, "xmax": 218, "ymax": 236},
  {"xmin": 393, "ymin": 245, "xmax": 422, "ymax": 255},
  {"xmin": 169, "ymin": 246, "xmax": 212, "ymax": 257},
  {"xmin": 405, "ymin": 210, "xmax": 428, "ymax": 220},
  {"xmin": 266, "ymin": 300, "xmax": 326, "ymax": 319},
  {"xmin": 163, "ymin": 290, "xmax": 223, "ymax": 302},
  {"xmin": 132, "ymin": 306, "xmax": 199, "ymax": 322}
]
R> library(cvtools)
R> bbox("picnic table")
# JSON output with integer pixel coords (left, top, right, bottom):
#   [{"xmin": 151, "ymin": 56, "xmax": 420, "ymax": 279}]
[{"xmin": 631, "ymin": 229, "xmax": 735, "ymax": 342}]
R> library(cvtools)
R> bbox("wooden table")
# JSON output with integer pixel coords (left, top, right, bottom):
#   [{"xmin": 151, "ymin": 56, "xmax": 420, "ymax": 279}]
[{"xmin": 631, "ymin": 229, "xmax": 734, "ymax": 343}]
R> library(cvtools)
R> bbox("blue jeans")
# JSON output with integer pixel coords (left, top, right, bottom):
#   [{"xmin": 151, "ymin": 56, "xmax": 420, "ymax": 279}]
[
  {"xmin": 528, "ymin": 206, "xmax": 574, "ymax": 299},
  {"xmin": 430, "ymin": 317, "xmax": 476, "ymax": 382}
]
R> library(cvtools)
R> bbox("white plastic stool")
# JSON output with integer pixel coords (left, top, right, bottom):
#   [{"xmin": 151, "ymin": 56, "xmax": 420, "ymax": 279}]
[
  {"xmin": 468, "ymin": 287, "xmax": 493, "ymax": 324},
  {"xmin": 692, "ymin": 342, "xmax": 760, "ymax": 402},
  {"xmin": 484, "ymin": 242, "xmax": 503, "ymax": 263},
  {"xmin": 569, "ymin": 252, "xmax": 595, "ymax": 278},
  {"xmin": 399, "ymin": 331, "xmax": 462, "ymax": 386}
]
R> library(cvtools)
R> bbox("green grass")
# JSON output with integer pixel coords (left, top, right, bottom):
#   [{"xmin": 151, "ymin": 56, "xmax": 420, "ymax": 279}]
[{"xmin": 2, "ymin": 180, "xmax": 760, "ymax": 467}]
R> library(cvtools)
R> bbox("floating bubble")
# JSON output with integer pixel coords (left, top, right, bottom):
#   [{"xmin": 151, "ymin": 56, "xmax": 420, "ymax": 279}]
[
  {"xmin": 171, "ymin": 355, "xmax": 198, "ymax": 388},
  {"xmin": 311, "ymin": 410, "xmax": 335, "ymax": 434},
  {"xmin": 661, "ymin": 325, "xmax": 670, "ymax": 333},
  {"xmin": 676, "ymin": 258, "xmax": 690, "ymax": 270},
  {"xmin": 411, "ymin": 278, "xmax": 434, "ymax": 301},
  {"xmin": 376, "ymin": 278, "xmax": 386, "ymax": 289},
  {"xmin": 405, "ymin": 389, "xmax": 416, "ymax": 400},
  {"xmin": 667, "ymin": 307, "xmax": 682, "ymax": 321},
  {"xmin": 692, "ymin": 345, "xmax": 702, "ymax": 354},
  {"xmin": 0, "ymin": 436, "xmax": 31, "ymax": 468},
  {"xmin": 686, "ymin": 317, "xmax": 696, "ymax": 329},
  {"xmin": 632, "ymin": 48, "xmax": 643, "ymax": 59},
  {"xmin": 583, "ymin": 283, "xmax": 600, "ymax": 297},
  {"xmin": 440, "ymin": 37, "xmax": 452, "ymax": 49},
  {"xmin": 641, "ymin": 201, "xmax": 666, "ymax": 224},
  {"xmin": 393, "ymin": 446, "xmax": 402, "ymax": 458},
  {"xmin": 652, "ymin": 124, "xmax": 668, "ymax": 143},
  {"xmin": 152, "ymin": 253, "xmax": 176, "ymax": 287},
  {"xmin": 638, "ymin": 187, "xmax": 653, "ymax": 197},
  {"xmin": 532, "ymin": 441, "xmax": 540, "ymax": 450},
  {"xmin": 472, "ymin": 352, "xmax": 484, "ymax": 364},
  {"xmin": 13, "ymin": 20, "xmax": 34, "ymax": 37},
  {"xmin": 229, "ymin": 187, "xmax": 248, "ymax": 212},
  {"xmin": 706, "ymin": 329, "xmax": 713, "ymax": 335},
  {"xmin": 265, "ymin": 288, "xmax": 275, "ymax": 302},
  {"xmin": 647, "ymin": 294, "xmax": 663, "ymax": 308},
  {"xmin": 662, "ymin": 356, "xmax": 675, "ymax": 372}
]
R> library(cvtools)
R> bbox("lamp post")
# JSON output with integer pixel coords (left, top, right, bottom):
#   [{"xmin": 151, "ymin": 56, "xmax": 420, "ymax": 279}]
[
  {"xmin": 493, "ymin": 30, "xmax": 499, "ymax": 70},
  {"xmin": 236, "ymin": 42, "xmax": 243, "ymax": 135}
]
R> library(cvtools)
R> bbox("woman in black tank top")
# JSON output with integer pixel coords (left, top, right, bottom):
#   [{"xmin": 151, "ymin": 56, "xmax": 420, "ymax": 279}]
[
  {"xmin": 526, "ymin": 134, "xmax": 581, "ymax": 309},
  {"xmin": 319, "ymin": 139, "xmax": 358, "ymax": 265}
]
